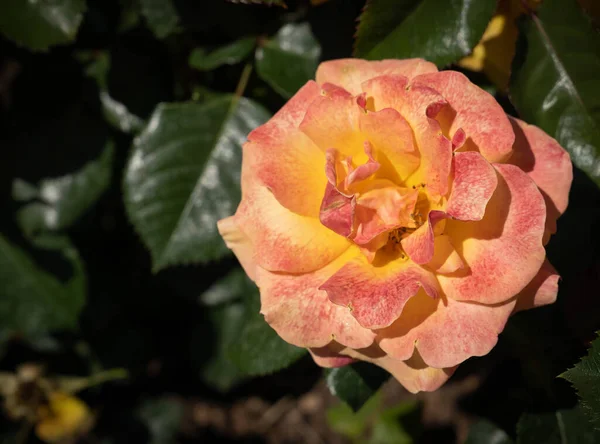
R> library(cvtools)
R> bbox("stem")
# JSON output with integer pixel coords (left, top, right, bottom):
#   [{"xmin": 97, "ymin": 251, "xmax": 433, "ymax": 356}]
[{"xmin": 234, "ymin": 63, "xmax": 253, "ymax": 100}]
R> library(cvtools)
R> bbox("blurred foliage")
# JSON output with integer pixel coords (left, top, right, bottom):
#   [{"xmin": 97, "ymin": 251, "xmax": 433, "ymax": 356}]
[{"xmin": 0, "ymin": 0, "xmax": 598, "ymax": 443}]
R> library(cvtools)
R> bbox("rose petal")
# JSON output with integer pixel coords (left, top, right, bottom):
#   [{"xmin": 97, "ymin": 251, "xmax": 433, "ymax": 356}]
[
  {"xmin": 245, "ymin": 81, "xmax": 325, "ymax": 217},
  {"xmin": 507, "ymin": 116, "xmax": 572, "ymax": 240},
  {"xmin": 320, "ymin": 253, "xmax": 439, "ymax": 329},
  {"xmin": 353, "ymin": 186, "xmax": 418, "ymax": 245},
  {"xmin": 413, "ymin": 71, "xmax": 514, "ymax": 163},
  {"xmin": 446, "ymin": 151, "xmax": 498, "ymax": 221},
  {"xmin": 513, "ymin": 259, "xmax": 560, "ymax": 313},
  {"xmin": 378, "ymin": 291, "xmax": 516, "ymax": 368},
  {"xmin": 358, "ymin": 108, "xmax": 420, "ymax": 181},
  {"xmin": 362, "ymin": 75, "xmax": 452, "ymax": 197},
  {"xmin": 299, "ymin": 85, "xmax": 364, "ymax": 157},
  {"xmin": 312, "ymin": 343, "xmax": 455, "ymax": 394},
  {"xmin": 426, "ymin": 235, "xmax": 464, "ymax": 274},
  {"xmin": 438, "ymin": 164, "xmax": 546, "ymax": 304},
  {"xmin": 401, "ymin": 210, "xmax": 447, "ymax": 265},
  {"xmin": 320, "ymin": 182, "xmax": 355, "ymax": 238},
  {"xmin": 258, "ymin": 247, "xmax": 376, "ymax": 349},
  {"xmin": 217, "ymin": 216, "xmax": 257, "ymax": 281},
  {"xmin": 236, "ymin": 184, "xmax": 351, "ymax": 273},
  {"xmin": 316, "ymin": 58, "xmax": 437, "ymax": 95}
]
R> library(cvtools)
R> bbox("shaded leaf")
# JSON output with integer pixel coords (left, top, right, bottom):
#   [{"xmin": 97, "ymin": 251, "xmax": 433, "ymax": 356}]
[
  {"xmin": 517, "ymin": 405, "xmax": 600, "ymax": 444},
  {"xmin": 198, "ymin": 269, "xmax": 247, "ymax": 307},
  {"xmin": 510, "ymin": 0, "xmax": 600, "ymax": 187},
  {"xmin": 139, "ymin": 0, "xmax": 180, "ymax": 39},
  {"xmin": 466, "ymin": 420, "xmax": 513, "ymax": 444},
  {"xmin": 13, "ymin": 140, "xmax": 114, "ymax": 235},
  {"xmin": 561, "ymin": 334, "xmax": 600, "ymax": 428},
  {"xmin": 228, "ymin": 278, "xmax": 307, "ymax": 376},
  {"xmin": 123, "ymin": 96, "xmax": 270, "ymax": 271},
  {"xmin": 0, "ymin": 234, "xmax": 86, "ymax": 341},
  {"xmin": 80, "ymin": 52, "xmax": 145, "ymax": 134},
  {"xmin": 256, "ymin": 23, "xmax": 321, "ymax": 98},
  {"xmin": 189, "ymin": 37, "xmax": 256, "ymax": 71},
  {"xmin": 326, "ymin": 392, "xmax": 384, "ymax": 439},
  {"xmin": 0, "ymin": 0, "xmax": 86, "ymax": 51},
  {"xmin": 354, "ymin": 0, "xmax": 496, "ymax": 67},
  {"xmin": 369, "ymin": 401, "xmax": 416, "ymax": 444},
  {"xmin": 193, "ymin": 301, "xmax": 246, "ymax": 392},
  {"xmin": 136, "ymin": 397, "xmax": 184, "ymax": 444},
  {"xmin": 325, "ymin": 362, "xmax": 389, "ymax": 411}
]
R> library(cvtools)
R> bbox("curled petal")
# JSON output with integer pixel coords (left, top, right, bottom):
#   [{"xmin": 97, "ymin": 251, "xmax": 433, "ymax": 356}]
[
  {"xmin": 508, "ymin": 117, "xmax": 572, "ymax": 240},
  {"xmin": 413, "ymin": 71, "xmax": 514, "ymax": 163},
  {"xmin": 353, "ymin": 186, "xmax": 418, "ymax": 245},
  {"xmin": 245, "ymin": 81, "xmax": 325, "ymax": 217},
  {"xmin": 446, "ymin": 151, "xmax": 498, "ymax": 221},
  {"xmin": 312, "ymin": 343, "xmax": 455, "ymax": 394},
  {"xmin": 439, "ymin": 164, "xmax": 546, "ymax": 304},
  {"xmin": 427, "ymin": 235, "xmax": 464, "ymax": 274},
  {"xmin": 358, "ymin": 107, "xmax": 420, "ymax": 181},
  {"xmin": 401, "ymin": 210, "xmax": 447, "ymax": 265},
  {"xmin": 299, "ymin": 86, "xmax": 363, "ymax": 157},
  {"xmin": 217, "ymin": 216, "xmax": 257, "ymax": 282},
  {"xmin": 513, "ymin": 259, "xmax": 560, "ymax": 313},
  {"xmin": 320, "ymin": 182, "xmax": 355, "ymax": 238},
  {"xmin": 316, "ymin": 58, "xmax": 437, "ymax": 95},
  {"xmin": 378, "ymin": 291, "xmax": 516, "ymax": 368},
  {"xmin": 236, "ymin": 185, "xmax": 350, "ymax": 273},
  {"xmin": 320, "ymin": 254, "xmax": 439, "ymax": 329},
  {"xmin": 362, "ymin": 75, "xmax": 452, "ymax": 197},
  {"xmin": 258, "ymin": 248, "xmax": 376, "ymax": 349},
  {"xmin": 345, "ymin": 141, "xmax": 380, "ymax": 188}
]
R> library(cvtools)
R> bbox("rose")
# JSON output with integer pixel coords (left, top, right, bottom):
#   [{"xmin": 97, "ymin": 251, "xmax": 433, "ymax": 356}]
[{"xmin": 218, "ymin": 58, "xmax": 572, "ymax": 393}]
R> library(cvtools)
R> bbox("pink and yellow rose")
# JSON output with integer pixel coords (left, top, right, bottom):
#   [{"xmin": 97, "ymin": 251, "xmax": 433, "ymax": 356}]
[{"xmin": 218, "ymin": 59, "xmax": 572, "ymax": 393}]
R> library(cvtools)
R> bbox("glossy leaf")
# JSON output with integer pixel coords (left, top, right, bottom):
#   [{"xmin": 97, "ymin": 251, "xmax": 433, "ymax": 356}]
[
  {"xmin": 124, "ymin": 96, "xmax": 270, "ymax": 271},
  {"xmin": 13, "ymin": 140, "xmax": 114, "ymax": 235},
  {"xmin": 510, "ymin": 0, "xmax": 600, "ymax": 187},
  {"xmin": 354, "ymin": 0, "xmax": 496, "ymax": 67},
  {"xmin": 325, "ymin": 362, "xmax": 389, "ymax": 411},
  {"xmin": 561, "ymin": 334, "xmax": 600, "ymax": 428},
  {"xmin": 466, "ymin": 420, "xmax": 513, "ymax": 444},
  {"xmin": 0, "ymin": 234, "xmax": 86, "ymax": 341},
  {"xmin": 256, "ymin": 23, "xmax": 321, "ymax": 98},
  {"xmin": 139, "ymin": 0, "xmax": 180, "ymax": 39},
  {"xmin": 517, "ymin": 405, "xmax": 600, "ymax": 444},
  {"xmin": 228, "ymin": 278, "xmax": 307, "ymax": 376},
  {"xmin": 189, "ymin": 37, "xmax": 256, "ymax": 71},
  {"xmin": 0, "ymin": 0, "xmax": 86, "ymax": 51}
]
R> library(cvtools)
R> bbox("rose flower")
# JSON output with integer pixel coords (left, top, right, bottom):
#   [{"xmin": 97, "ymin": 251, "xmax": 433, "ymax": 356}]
[{"xmin": 218, "ymin": 59, "xmax": 572, "ymax": 393}]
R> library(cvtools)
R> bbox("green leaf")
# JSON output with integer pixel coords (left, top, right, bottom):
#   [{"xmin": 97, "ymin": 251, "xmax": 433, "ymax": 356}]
[
  {"xmin": 510, "ymin": 0, "xmax": 600, "ymax": 187},
  {"xmin": 123, "ymin": 96, "xmax": 270, "ymax": 271},
  {"xmin": 370, "ymin": 402, "xmax": 416, "ymax": 444},
  {"xmin": 466, "ymin": 420, "xmax": 513, "ymax": 444},
  {"xmin": 0, "ymin": 0, "xmax": 86, "ymax": 51},
  {"xmin": 189, "ymin": 37, "xmax": 256, "ymax": 71},
  {"xmin": 80, "ymin": 51, "xmax": 145, "ymax": 134},
  {"xmin": 325, "ymin": 362, "xmax": 389, "ymax": 411},
  {"xmin": 139, "ymin": 0, "xmax": 180, "ymax": 39},
  {"xmin": 326, "ymin": 392, "xmax": 384, "ymax": 439},
  {"xmin": 195, "ymin": 301, "xmax": 246, "ymax": 392},
  {"xmin": 198, "ymin": 269, "xmax": 246, "ymax": 307},
  {"xmin": 561, "ymin": 334, "xmax": 600, "ymax": 427},
  {"xmin": 256, "ymin": 23, "xmax": 321, "ymax": 98},
  {"xmin": 228, "ymin": 278, "xmax": 307, "ymax": 376},
  {"xmin": 14, "ymin": 140, "xmax": 114, "ymax": 235},
  {"xmin": 0, "ymin": 234, "xmax": 86, "ymax": 341},
  {"xmin": 354, "ymin": 0, "xmax": 497, "ymax": 67},
  {"xmin": 136, "ymin": 397, "xmax": 184, "ymax": 444},
  {"xmin": 517, "ymin": 405, "xmax": 600, "ymax": 444}
]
